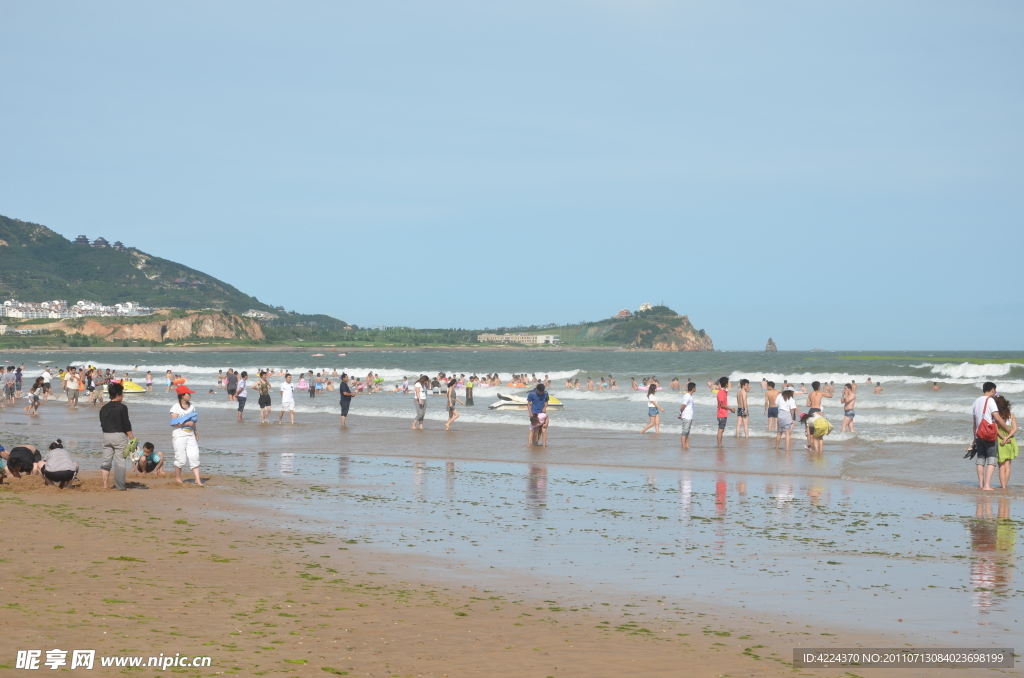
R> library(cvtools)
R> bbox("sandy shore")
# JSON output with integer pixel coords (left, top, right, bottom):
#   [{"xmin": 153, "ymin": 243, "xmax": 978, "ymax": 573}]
[{"xmin": 0, "ymin": 473, "xmax": 850, "ymax": 677}]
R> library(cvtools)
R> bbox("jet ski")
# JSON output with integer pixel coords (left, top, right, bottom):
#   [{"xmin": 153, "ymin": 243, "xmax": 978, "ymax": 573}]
[{"xmin": 489, "ymin": 393, "xmax": 564, "ymax": 411}]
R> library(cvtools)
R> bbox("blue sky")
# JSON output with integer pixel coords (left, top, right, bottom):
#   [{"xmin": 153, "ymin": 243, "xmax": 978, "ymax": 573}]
[{"xmin": 1, "ymin": 1, "xmax": 1021, "ymax": 350}]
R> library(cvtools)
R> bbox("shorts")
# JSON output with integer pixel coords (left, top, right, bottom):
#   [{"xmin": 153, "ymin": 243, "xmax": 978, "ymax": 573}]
[
  {"xmin": 144, "ymin": 458, "xmax": 160, "ymax": 473},
  {"xmin": 237, "ymin": 397, "xmax": 247, "ymax": 412},
  {"xmin": 258, "ymin": 394, "xmax": 271, "ymax": 408},
  {"xmin": 767, "ymin": 407, "xmax": 778, "ymax": 419},
  {"xmin": 648, "ymin": 407, "xmax": 659, "ymax": 417},
  {"xmin": 680, "ymin": 417, "xmax": 693, "ymax": 437},
  {"xmin": 844, "ymin": 410, "xmax": 855, "ymax": 419},
  {"xmin": 448, "ymin": 406, "xmax": 457, "ymax": 415},
  {"xmin": 717, "ymin": 417, "xmax": 728, "ymax": 430},
  {"xmin": 340, "ymin": 399, "xmax": 351, "ymax": 417},
  {"xmin": 227, "ymin": 388, "xmax": 237, "ymax": 396},
  {"xmin": 281, "ymin": 399, "xmax": 295, "ymax": 412},
  {"xmin": 778, "ymin": 411, "xmax": 794, "ymax": 432},
  {"xmin": 737, "ymin": 408, "xmax": 748, "ymax": 418},
  {"xmin": 172, "ymin": 435, "xmax": 201, "ymax": 470},
  {"xmin": 414, "ymin": 400, "xmax": 427, "ymax": 422},
  {"xmin": 974, "ymin": 438, "xmax": 998, "ymax": 466},
  {"xmin": 808, "ymin": 408, "xmax": 821, "ymax": 415},
  {"xmin": 43, "ymin": 468, "xmax": 75, "ymax": 483}
]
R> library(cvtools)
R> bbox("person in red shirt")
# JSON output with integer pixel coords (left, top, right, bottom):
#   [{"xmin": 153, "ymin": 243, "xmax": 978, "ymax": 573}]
[{"xmin": 715, "ymin": 376, "xmax": 736, "ymax": 448}]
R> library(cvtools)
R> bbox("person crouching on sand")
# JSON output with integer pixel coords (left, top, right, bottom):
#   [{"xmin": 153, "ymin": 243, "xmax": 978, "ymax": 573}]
[
  {"xmin": 135, "ymin": 442, "xmax": 166, "ymax": 476},
  {"xmin": 1, "ymin": 444, "xmax": 44, "ymax": 479},
  {"xmin": 40, "ymin": 439, "xmax": 79, "ymax": 489}
]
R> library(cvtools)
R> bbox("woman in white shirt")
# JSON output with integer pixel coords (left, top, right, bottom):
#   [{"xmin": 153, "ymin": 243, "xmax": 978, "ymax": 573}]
[
  {"xmin": 639, "ymin": 384, "xmax": 665, "ymax": 434},
  {"xmin": 774, "ymin": 389, "xmax": 799, "ymax": 451},
  {"xmin": 170, "ymin": 385, "xmax": 203, "ymax": 486},
  {"xmin": 411, "ymin": 375, "xmax": 429, "ymax": 430}
]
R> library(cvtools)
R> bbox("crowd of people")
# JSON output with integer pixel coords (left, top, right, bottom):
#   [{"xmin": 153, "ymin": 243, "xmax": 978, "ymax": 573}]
[{"xmin": 0, "ymin": 362, "xmax": 1016, "ymax": 491}]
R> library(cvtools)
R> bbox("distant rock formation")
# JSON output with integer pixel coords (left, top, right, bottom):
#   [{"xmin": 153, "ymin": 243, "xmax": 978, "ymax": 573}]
[
  {"xmin": 765, "ymin": 337, "xmax": 778, "ymax": 352},
  {"xmin": 25, "ymin": 312, "xmax": 265, "ymax": 343}
]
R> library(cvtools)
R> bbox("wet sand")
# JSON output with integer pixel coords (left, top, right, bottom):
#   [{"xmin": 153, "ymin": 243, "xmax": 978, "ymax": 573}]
[{"xmin": 0, "ymin": 399, "xmax": 1019, "ymax": 675}]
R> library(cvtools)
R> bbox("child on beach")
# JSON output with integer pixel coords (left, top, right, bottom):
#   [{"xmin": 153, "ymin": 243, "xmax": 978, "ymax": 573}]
[
  {"xmin": 134, "ymin": 442, "xmax": 166, "ymax": 475},
  {"xmin": 24, "ymin": 377, "xmax": 43, "ymax": 415},
  {"xmin": 735, "ymin": 379, "xmax": 750, "ymax": 439},
  {"xmin": 678, "ymin": 381, "xmax": 696, "ymax": 449}
]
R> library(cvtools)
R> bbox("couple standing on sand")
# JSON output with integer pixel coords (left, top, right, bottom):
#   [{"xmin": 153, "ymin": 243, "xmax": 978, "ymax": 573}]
[{"xmin": 972, "ymin": 381, "xmax": 1018, "ymax": 491}]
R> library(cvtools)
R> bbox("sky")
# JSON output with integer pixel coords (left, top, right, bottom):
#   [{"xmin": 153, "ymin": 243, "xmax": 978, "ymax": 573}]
[{"xmin": 1, "ymin": 1, "xmax": 1022, "ymax": 350}]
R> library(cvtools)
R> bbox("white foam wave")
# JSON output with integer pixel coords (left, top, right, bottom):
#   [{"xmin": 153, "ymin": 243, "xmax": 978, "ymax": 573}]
[
  {"xmin": 853, "ymin": 433, "xmax": 971, "ymax": 446},
  {"xmin": 851, "ymin": 413, "xmax": 925, "ymax": 425},
  {"xmin": 66, "ymin": 361, "xmax": 580, "ymax": 385},
  {"xmin": 854, "ymin": 399, "xmax": 971, "ymax": 414},
  {"xmin": 915, "ymin": 362, "xmax": 1023, "ymax": 380}
]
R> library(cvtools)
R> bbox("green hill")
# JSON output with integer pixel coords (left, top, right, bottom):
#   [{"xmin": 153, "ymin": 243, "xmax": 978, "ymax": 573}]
[{"xmin": 0, "ymin": 213, "xmax": 278, "ymax": 314}]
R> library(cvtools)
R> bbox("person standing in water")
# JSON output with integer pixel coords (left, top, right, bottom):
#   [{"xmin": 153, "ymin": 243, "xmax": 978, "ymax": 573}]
[
  {"xmin": 465, "ymin": 375, "xmax": 475, "ymax": 406},
  {"xmin": 527, "ymin": 383, "xmax": 550, "ymax": 445},
  {"xmin": 715, "ymin": 377, "xmax": 735, "ymax": 448},
  {"xmin": 841, "ymin": 383, "xmax": 857, "ymax": 433},
  {"xmin": 339, "ymin": 373, "xmax": 356, "ymax": 427},
  {"xmin": 236, "ymin": 371, "xmax": 248, "ymax": 422},
  {"xmin": 256, "ymin": 371, "xmax": 273, "ymax": 424},
  {"xmin": 774, "ymin": 389, "xmax": 798, "ymax": 451},
  {"xmin": 764, "ymin": 381, "xmax": 780, "ymax": 431},
  {"xmin": 994, "ymin": 394, "xmax": 1017, "ymax": 489},
  {"xmin": 640, "ymin": 383, "xmax": 664, "ymax": 434},
  {"xmin": 444, "ymin": 379, "xmax": 463, "ymax": 431},
  {"xmin": 412, "ymin": 375, "xmax": 429, "ymax": 430},
  {"xmin": 679, "ymin": 381, "xmax": 696, "ymax": 449},
  {"xmin": 972, "ymin": 382, "xmax": 1006, "ymax": 491},
  {"xmin": 278, "ymin": 373, "xmax": 296, "ymax": 424},
  {"xmin": 735, "ymin": 378, "xmax": 751, "ymax": 439}
]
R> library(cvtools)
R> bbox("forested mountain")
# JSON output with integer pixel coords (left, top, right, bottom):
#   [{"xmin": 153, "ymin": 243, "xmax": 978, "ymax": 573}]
[{"xmin": 0, "ymin": 213, "xmax": 277, "ymax": 313}]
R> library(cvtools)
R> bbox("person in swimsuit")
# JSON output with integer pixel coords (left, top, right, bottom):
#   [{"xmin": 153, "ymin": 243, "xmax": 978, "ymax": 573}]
[
  {"xmin": 735, "ymin": 378, "xmax": 751, "ymax": 439},
  {"xmin": 764, "ymin": 381, "xmax": 780, "ymax": 431},
  {"xmin": 146, "ymin": 371, "xmax": 153, "ymax": 392},
  {"xmin": 841, "ymin": 383, "xmax": 857, "ymax": 433},
  {"xmin": 804, "ymin": 381, "xmax": 833, "ymax": 449},
  {"xmin": 444, "ymin": 379, "xmax": 463, "ymax": 431}
]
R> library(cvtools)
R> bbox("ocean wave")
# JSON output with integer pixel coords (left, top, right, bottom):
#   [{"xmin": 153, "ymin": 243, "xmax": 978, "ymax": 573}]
[
  {"xmin": 854, "ymin": 399, "xmax": 971, "ymax": 414},
  {"xmin": 853, "ymin": 433, "xmax": 971, "ymax": 446},
  {"xmin": 850, "ymin": 413, "xmax": 926, "ymax": 425},
  {"xmin": 914, "ymin": 362, "xmax": 1024, "ymax": 380}
]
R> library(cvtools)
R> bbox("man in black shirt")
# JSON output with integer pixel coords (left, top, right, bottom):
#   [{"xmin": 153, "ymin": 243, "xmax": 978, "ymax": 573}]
[
  {"xmin": 99, "ymin": 382, "xmax": 135, "ymax": 490},
  {"xmin": 339, "ymin": 373, "xmax": 356, "ymax": 427}
]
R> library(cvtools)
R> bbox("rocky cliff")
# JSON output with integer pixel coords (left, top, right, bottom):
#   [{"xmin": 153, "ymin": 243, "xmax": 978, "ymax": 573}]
[
  {"xmin": 25, "ymin": 312, "xmax": 264, "ymax": 343},
  {"xmin": 578, "ymin": 305, "xmax": 714, "ymax": 351},
  {"xmin": 766, "ymin": 337, "xmax": 778, "ymax": 352}
]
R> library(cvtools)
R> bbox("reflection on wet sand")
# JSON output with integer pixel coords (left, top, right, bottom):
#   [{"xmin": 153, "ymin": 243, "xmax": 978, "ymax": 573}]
[
  {"xmin": 527, "ymin": 466, "xmax": 547, "ymax": 519},
  {"xmin": 968, "ymin": 496, "xmax": 1017, "ymax": 616},
  {"xmin": 679, "ymin": 474, "xmax": 692, "ymax": 519},
  {"xmin": 446, "ymin": 461, "xmax": 456, "ymax": 500}
]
